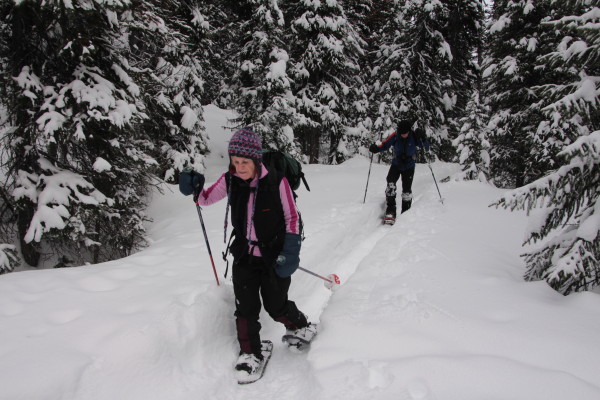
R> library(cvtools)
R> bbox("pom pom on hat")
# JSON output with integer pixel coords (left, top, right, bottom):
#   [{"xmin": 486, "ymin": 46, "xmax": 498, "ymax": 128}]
[{"xmin": 228, "ymin": 127, "xmax": 262, "ymax": 161}]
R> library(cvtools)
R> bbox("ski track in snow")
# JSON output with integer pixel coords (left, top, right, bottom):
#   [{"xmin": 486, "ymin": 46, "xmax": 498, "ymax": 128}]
[
  {"xmin": 154, "ymin": 160, "xmax": 450, "ymax": 400},
  {"xmin": 218, "ymin": 160, "xmax": 458, "ymax": 399}
]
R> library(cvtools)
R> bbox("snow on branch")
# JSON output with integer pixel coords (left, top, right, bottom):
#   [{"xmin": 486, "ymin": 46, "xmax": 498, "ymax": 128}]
[
  {"xmin": 542, "ymin": 75, "xmax": 599, "ymax": 110},
  {"xmin": 495, "ymin": 131, "xmax": 600, "ymax": 213},
  {"xmin": 13, "ymin": 158, "xmax": 110, "ymax": 244},
  {"xmin": 0, "ymin": 244, "xmax": 18, "ymax": 274},
  {"xmin": 496, "ymin": 131, "xmax": 600, "ymax": 294}
]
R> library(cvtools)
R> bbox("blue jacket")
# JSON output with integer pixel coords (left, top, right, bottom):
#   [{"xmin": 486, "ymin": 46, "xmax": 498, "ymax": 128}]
[{"xmin": 376, "ymin": 130, "xmax": 429, "ymax": 171}]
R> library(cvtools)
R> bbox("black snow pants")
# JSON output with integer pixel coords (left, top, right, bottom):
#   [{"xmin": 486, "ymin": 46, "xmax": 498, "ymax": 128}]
[
  {"xmin": 232, "ymin": 254, "xmax": 308, "ymax": 358},
  {"xmin": 386, "ymin": 165, "xmax": 415, "ymax": 214}
]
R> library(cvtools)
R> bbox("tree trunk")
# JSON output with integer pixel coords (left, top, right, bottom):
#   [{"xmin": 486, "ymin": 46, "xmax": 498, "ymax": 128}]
[
  {"xmin": 328, "ymin": 130, "xmax": 340, "ymax": 164},
  {"xmin": 17, "ymin": 203, "xmax": 40, "ymax": 267},
  {"xmin": 299, "ymin": 126, "xmax": 320, "ymax": 164}
]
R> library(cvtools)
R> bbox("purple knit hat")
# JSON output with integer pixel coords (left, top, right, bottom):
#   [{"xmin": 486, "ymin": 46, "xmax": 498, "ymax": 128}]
[{"xmin": 228, "ymin": 127, "xmax": 262, "ymax": 162}]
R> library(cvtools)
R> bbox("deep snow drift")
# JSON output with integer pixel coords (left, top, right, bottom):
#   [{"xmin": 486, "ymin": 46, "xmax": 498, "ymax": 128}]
[{"xmin": 1, "ymin": 106, "xmax": 599, "ymax": 400}]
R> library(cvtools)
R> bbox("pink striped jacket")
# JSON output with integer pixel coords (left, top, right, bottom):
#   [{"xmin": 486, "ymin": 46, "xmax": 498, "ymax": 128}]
[{"xmin": 196, "ymin": 164, "xmax": 300, "ymax": 256}]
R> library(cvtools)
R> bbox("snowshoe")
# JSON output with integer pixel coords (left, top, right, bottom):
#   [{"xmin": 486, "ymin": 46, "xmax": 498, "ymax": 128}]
[
  {"xmin": 383, "ymin": 214, "xmax": 396, "ymax": 225},
  {"xmin": 383, "ymin": 202, "xmax": 396, "ymax": 225},
  {"xmin": 235, "ymin": 340, "xmax": 273, "ymax": 384},
  {"xmin": 282, "ymin": 323, "xmax": 318, "ymax": 352}
]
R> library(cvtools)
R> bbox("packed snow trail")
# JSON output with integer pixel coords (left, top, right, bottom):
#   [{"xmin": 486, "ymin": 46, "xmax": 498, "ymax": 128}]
[{"xmin": 154, "ymin": 155, "xmax": 454, "ymax": 400}]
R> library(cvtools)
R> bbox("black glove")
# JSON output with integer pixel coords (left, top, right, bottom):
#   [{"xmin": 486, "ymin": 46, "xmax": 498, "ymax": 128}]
[
  {"xmin": 275, "ymin": 233, "xmax": 301, "ymax": 278},
  {"xmin": 179, "ymin": 168, "xmax": 205, "ymax": 197},
  {"xmin": 369, "ymin": 144, "xmax": 379, "ymax": 153}
]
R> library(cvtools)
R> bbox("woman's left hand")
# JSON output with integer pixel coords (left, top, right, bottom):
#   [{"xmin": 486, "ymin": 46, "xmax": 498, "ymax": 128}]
[{"xmin": 275, "ymin": 233, "xmax": 302, "ymax": 278}]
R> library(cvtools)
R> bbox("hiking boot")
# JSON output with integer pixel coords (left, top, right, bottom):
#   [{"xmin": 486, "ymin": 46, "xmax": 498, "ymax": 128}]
[
  {"xmin": 285, "ymin": 322, "xmax": 318, "ymax": 343},
  {"xmin": 385, "ymin": 204, "xmax": 396, "ymax": 219},
  {"xmin": 235, "ymin": 352, "xmax": 263, "ymax": 375}
]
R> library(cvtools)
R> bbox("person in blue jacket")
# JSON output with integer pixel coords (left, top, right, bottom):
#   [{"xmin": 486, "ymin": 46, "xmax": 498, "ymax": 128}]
[{"xmin": 369, "ymin": 119, "xmax": 430, "ymax": 219}]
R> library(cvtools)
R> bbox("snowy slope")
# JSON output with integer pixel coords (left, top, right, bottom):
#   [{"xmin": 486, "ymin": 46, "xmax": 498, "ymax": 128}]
[{"xmin": 1, "ymin": 106, "xmax": 599, "ymax": 400}]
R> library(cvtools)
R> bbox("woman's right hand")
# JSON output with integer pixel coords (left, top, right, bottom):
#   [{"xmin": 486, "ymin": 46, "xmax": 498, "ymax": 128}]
[{"xmin": 178, "ymin": 168, "xmax": 205, "ymax": 197}]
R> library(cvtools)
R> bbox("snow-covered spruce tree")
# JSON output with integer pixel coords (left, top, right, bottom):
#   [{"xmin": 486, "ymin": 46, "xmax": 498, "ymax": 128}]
[
  {"xmin": 483, "ymin": 0, "xmax": 568, "ymax": 188},
  {"xmin": 344, "ymin": 0, "xmax": 393, "ymax": 154},
  {"xmin": 281, "ymin": 0, "xmax": 369, "ymax": 164},
  {"xmin": 346, "ymin": 0, "xmax": 395, "ymax": 47},
  {"xmin": 439, "ymin": 0, "xmax": 485, "ymax": 160},
  {"xmin": 0, "ymin": 179, "xmax": 19, "ymax": 273},
  {"xmin": 0, "ymin": 9, "xmax": 19, "ymax": 272},
  {"xmin": 367, "ymin": 2, "xmax": 400, "ymax": 153},
  {"xmin": 348, "ymin": 1, "xmax": 393, "ymax": 158},
  {"xmin": 452, "ymin": 91, "xmax": 490, "ymax": 181},
  {"xmin": 0, "ymin": 163, "xmax": 18, "ymax": 273},
  {"xmin": 495, "ymin": 0, "xmax": 599, "ymax": 294},
  {"xmin": 0, "ymin": 181, "xmax": 18, "ymax": 273},
  {"xmin": 495, "ymin": 134, "xmax": 600, "ymax": 294},
  {"xmin": 187, "ymin": 0, "xmax": 239, "ymax": 108},
  {"xmin": 227, "ymin": 0, "xmax": 303, "ymax": 157},
  {"xmin": 122, "ymin": 0, "xmax": 209, "ymax": 183},
  {"xmin": 526, "ymin": 0, "xmax": 595, "ymax": 189},
  {"xmin": 0, "ymin": 125, "xmax": 21, "ymax": 272},
  {"xmin": 0, "ymin": 178, "xmax": 18, "ymax": 273},
  {"xmin": 0, "ymin": 1, "xmax": 157, "ymax": 266},
  {"xmin": 343, "ymin": 0, "xmax": 376, "ymax": 36},
  {"xmin": 0, "ymin": 123, "xmax": 19, "ymax": 273},
  {"xmin": 372, "ymin": 0, "xmax": 454, "ymax": 155},
  {"xmin": 534, "ymin": 0, "xmax": 599, "ymax": 131}
]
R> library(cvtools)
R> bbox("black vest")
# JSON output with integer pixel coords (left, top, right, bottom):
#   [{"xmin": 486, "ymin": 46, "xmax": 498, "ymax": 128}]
[{"xmin": 226, "ymin": 170, "xmax": 286, "ymax": 267}]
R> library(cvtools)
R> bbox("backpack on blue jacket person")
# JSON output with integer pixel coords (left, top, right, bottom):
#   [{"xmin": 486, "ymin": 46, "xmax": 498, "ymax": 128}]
[{"xmin": 368, "ymin": 119, "xmax": 431, "ymax": 221}]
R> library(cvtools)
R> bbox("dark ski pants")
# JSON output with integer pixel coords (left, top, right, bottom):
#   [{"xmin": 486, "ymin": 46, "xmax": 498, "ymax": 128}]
[
  {"xmin": 386, "ymin": 165, "xmax": 415, "ymax": 213},
  {"xmin": 232, "ymin": 255, "xmax": 308, "ymax": 357}
]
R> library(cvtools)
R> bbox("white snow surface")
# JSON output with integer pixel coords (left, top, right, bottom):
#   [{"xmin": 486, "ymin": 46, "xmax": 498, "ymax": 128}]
[{"xmin": 1, "ymin": 107, "xmax": 599, "ymax": 400}]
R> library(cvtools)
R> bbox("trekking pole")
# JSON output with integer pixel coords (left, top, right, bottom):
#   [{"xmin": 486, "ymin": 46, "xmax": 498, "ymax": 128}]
[
  {"xmin": 298, "ymin": 266, "xmax": 341, "ymax": 291},
  {"xmin": 363, "ymin": 131, "xmax": 383, "ymax": 203},
  {"xmin": 363, "ymin": 153, "xmax": 374, "ymax": 204},
  {"xmin": 193, "ymin": 192, "xmax": 220, "ymax": 286},
  {"xmin": 423, "ymin": 149, "xmax": 444, "ymax": 205}
]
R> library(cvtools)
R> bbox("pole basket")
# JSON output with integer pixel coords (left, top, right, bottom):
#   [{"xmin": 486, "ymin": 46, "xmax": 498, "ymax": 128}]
[{"xmin": 324, "ymin": 273, "xmax": 341, "ymax": 291}]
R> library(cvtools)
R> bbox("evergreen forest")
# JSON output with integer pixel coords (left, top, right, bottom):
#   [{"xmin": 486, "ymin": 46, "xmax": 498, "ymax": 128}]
[{"xmin": 0, "ymin": 0, "xmax": 598, "ymax": 295}]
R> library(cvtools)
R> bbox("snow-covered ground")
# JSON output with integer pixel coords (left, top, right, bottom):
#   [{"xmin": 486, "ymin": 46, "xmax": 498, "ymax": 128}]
[{"xmin": 1, "ymin": 106, "xmax": 599, "ymax": 400}]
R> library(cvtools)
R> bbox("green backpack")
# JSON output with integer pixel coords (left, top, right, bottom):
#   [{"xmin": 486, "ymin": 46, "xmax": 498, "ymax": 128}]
[{"xmin": 262, "ymin": 150, "xmax": 310, "ymax": 192}]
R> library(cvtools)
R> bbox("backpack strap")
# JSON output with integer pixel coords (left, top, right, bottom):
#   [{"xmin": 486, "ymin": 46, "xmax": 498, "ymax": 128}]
[
  {"xmin": 301, "ymin": 173, "xmax": 310, "ymax": 191},
  {"xmin": 266, "ymin": 154, "xmax": 280, "ymax": 187}
]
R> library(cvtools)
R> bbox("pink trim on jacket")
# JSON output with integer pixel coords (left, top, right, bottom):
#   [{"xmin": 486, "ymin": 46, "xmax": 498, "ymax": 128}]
[
  {"xmin": 196, "ymin": 164, "xmax": 299, "ymax": 256},
  {"xmin": 197, "ymin": 174, "xmax": 227, "ymax": 205}
]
